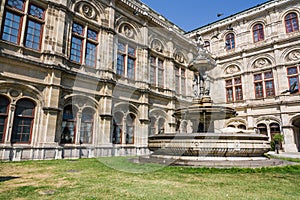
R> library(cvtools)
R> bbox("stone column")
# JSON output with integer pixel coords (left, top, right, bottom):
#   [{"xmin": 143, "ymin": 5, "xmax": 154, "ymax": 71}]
[{"xmin": 282, "ymin": 126, "xmax": 298, "ymax": 152}]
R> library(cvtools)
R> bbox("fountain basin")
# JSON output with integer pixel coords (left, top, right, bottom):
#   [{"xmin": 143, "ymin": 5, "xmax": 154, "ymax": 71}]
[{"xmin": 148, "ymin": 133, "xmax": 270, "ymax": 157}]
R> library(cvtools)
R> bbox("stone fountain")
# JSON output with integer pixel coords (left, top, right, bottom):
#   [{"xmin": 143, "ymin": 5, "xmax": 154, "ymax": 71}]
[{"xmin": 144, "ymin": 36, "xmax": 271, "ymax": 167}]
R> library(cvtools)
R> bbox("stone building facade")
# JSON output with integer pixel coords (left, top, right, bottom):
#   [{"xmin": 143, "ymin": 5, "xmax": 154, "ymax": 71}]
[
  {"xmin": 187, "ymin": 0, "xmax": 300, "ymax": 152},
  {"xmin": 0, "ymin": 0, "xmax": 197, "ymax": 160},
  {"xmin": 0, "ymin": 0, "xmax": 299, "ymax": 161}
]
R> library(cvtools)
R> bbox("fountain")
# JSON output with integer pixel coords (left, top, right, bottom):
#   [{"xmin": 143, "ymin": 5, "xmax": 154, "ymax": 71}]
[{"xmin": 144, "ymin": 36, "xmax": 271, "ymax": 167}]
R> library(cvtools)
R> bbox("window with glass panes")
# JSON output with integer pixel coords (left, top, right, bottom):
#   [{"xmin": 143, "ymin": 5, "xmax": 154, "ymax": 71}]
[
  {"xmin": 61, "ymin": 105, "xmax": 77, "ymax": 144},
  {"xmin": 253, "ymin": 23, "xmax": 264, "ymax": 42},
  {"xmin": 286, "ymin": 67, "xmax": 299, "ymax": 94},
  {"xmin": 225, "ymin": 77, "xmax": 243, "ymax": 102},
  {"xmin": 11, "ymin": 99, "xmax": 35, "ymax": 143},
  {"xmin": 150, "ymin": 55, "xmax": 164, "ymax": 87},
  {"xmin": 112, "ymin": 112, "xmax": 123, "ymax": 144},
  {"xmin": 126, "ymin": 114, "xmax": 135, "ymax": 144},
  {"xmin": 0, "ymin": 96, "xmax": 10, "ymax": 143},
  {"xmin": 254, "ymin": 71, "xmax": 275, "ymax": 98},
  {"xmin": 117, "ymin": 42, "xmax": 136, "ymax": 79},
  {"xmin": 175, "ymin": 66, "xmax": 186, "ymax": 95},
  {"xmin": 70, "ymin": 22, "xmax": 98, "ymax": 67},
  {"xmin": 225, "ymin": 33, "xmax": 235, "ymax": 50},
  {"xmin": 80, "ymin": 108, "xmax": 94, "ymax": 144},
  {"xmin": 285, "ymin": 12, "xmax": 299, "ymax": 33},
  {"xmin": 1, "ymin": 0, "xmax": 45, "ymax": 50}
]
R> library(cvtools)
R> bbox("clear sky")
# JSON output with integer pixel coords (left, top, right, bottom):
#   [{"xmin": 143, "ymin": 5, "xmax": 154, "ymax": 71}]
[{"xmin": 141, "ymin": 0, "xmax": 272, "ymax": 31}]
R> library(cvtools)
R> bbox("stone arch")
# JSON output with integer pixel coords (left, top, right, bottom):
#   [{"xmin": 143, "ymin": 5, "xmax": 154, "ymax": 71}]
[
  {"xmin": 290, "ymin": 114, "xmax": 300, "ymax": 151},
  {"xmin": 225, "ymin": 117, "xmax": 248, "ymax": 129},
  {"xmin": 173, "ymin": 50, "xmax": 187, "ymax": 64},
  {"xmin": 256, "ymin": 116, "xmax": 281, "ymax": 125},
  {"xmin": 71, "ymin": 0, "xmax": 106, "ymax": 24},
  {"xmin": 116, "ymin": 20, "xmax": 142, "ymax": 42},
  {"xmin": 223, "ymin": 64, "xmax": 242, "ymax": 75},
  {"xmin": 149, "ymin": 108, "xmax": 168, "ymax": 134},
  {"xmin": 247, "ymin": 19, "xmax": 267, "ymax": 31},
  {"xmin": 280, "ymin": 8, "xmax": 300, "ymax": 23},
  {"xmin": 0, "ymin": 82, "xmax": 44, "ymax": 107},
  {"xmin": 150, "ymin": 38, "xmax": 165, "ymax": 53},
  {"xmin": 113, "ymin": 102, "xmax": 140, "ymax": 118},
  {"xmin": 248, "ymin": 55, "xmax": 274, "ymax": 69},
  {"xmin": 281, "ymin": 47, "xmax": 300, "ymax": 63},
  {"xmin": 62, "ymin": 94, "xmax": 99, "ymax": 111}
]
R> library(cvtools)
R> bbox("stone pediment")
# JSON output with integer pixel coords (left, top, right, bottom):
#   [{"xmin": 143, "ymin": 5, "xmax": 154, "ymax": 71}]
[
  {"xmin": 224, "ymin": 65, "xmax": 241, "ymax": 74},
  {"xmin": 286, "ymin": 50, "xmax": 300, "ymax": 62},
  {"xmin": 252, "ymin": 58, "xmax": 272, "ymax": 68}
]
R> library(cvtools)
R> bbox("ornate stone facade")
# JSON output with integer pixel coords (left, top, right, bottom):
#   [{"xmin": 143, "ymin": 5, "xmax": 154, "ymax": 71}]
[
  {"xmin": 187, "ymin": 0, "xmax": 300, "ymax": 152},
  {"xmin": 0, "ymin": 0, "xmax": 299, "ymax": 161}
]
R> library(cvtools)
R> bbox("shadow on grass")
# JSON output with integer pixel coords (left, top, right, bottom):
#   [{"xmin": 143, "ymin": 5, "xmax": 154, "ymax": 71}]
[{"xmin": 0, "ymin": 176, "xmax": 20, "ymax": 182}]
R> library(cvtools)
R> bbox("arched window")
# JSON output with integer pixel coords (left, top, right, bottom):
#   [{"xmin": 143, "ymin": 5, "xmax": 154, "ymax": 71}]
[
  {"xmin": 285, "ymin": 12, "xmax": 299, "ymax": 33},
  {"xmin": 12, "ymin": 99, "xmax": 35, "ymax": 143},
  {"xmin": 158, "ymin": 118, "xmax": 165, "ymax": 134},
  {"xmin": 257, "ymin": 123, "xmax": 267, "ymax": 135},
  {"xmin": 225, "ymin": 33, "xmax": 235, "ymax": 50},
  {"xmin": 270, "ymin": 123, "xmax": 280, "ymax": 140},
  {"xmin": 112, "ymin": 112, "xmax": 123, "ymax": 144},
  {"xmin": 238, "ymin": 124, "xmax": 246, "ymax": 130},
  {"xmin": 204, "ymin": 41, "xmax": 210, "ymax": 51},
  {"xmin": 227, "ymin": 125, "xmax": 236, "ymax": 128},
  {"xmin": 253, "ymin": 23, "xmax": 264, "ymax": 42},
  {"xmin": 0, "ymin": 95, "xmax": 10, "ymax": 143},
  {"xmin": 149, "ymin": 116, "xmax": 156, "ymax": 136},
  {"xmin": 80, "ymin": 108, "xmax": 94, "ymax": 144},
  {"xmin": 181, "ymin": 121, "xmax": 187, "ymax": 133},
  {"xmin": 126, "ymin": 114, "xmax": 135, "ymax": 144},
  {"xmin": 61, "ymin": 105, "xmax": 77, "ymax": 144}
]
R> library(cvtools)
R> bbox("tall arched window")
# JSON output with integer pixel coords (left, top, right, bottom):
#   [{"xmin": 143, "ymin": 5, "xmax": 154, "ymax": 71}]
[
  {"xmin": 80, "ymin": 108, "xmax": 94, "ymax": 144},
  {"xmin": 150, "ymin": 116, "xmax": 156, "ymax": 136},
  {"xmin": 257, "ymin": 123, "xmax": 267, "ymax": 136},
  {"xmin": 285, "ymin": 12, "xmax": 299, "ymax": 33},
  {"xmin": 158, "ymin": 118, "xmax": 165, "ymax": 134},
  {"xmin": 126, "ymin": 114, "xmax": 135, "ymax": 144},
  {"xmin": 112, "ymin": 112, "xmax": 123, "ymax": 144},
  {"xmin": 12, "ymin": 99, "xmax": 35, "ymax": 143},
  {"xmin": 61, "ymin": 105, "xmax": 77, "ymax": 144},
  {"xmin": 225, "ymin": 33, "xmax": 235, "ymax": 50},
  {"xmin": 253, "ymin": 23, "xmax": 264, "ymax": 42},
  {"xmin": 0, "ymin": 95, "xmax": 10, "ymax": 143},
  {"xmin": 270, "ymin": 123, "xmax": 280, "ymax": 140}
]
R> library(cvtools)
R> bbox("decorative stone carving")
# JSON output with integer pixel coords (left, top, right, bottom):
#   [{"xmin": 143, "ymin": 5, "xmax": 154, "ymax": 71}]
[
  {"xmin": 119, "ymin": 24, "xmax": 135, "ymax": 39},
  {"xmin": 225, "ymin": 65, "xmax": 240, "ymax": 74},
  {"xmin": 253, "ymin": 58, "xmax": 271, "ymax": 68},
  {"xmin": 79, "ymin": 3, "xmax": 97, "ymax": 20},
  {"xmin": 151, "ymin": 39, "xmax": 163, "ymax": 52},
  {"xmin": 287, "ymin": 50, "xmax": 300, "ymax": 61},
  {"xmin": 9, "ymin": 89, "xmax": 20, "ymax": 97},
  {"xmin": 174, "ymin": 51, "xmax": 186, "ymax": 63}
]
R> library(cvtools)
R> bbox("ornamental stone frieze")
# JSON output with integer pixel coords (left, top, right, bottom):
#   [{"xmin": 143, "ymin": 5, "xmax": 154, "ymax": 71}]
[
  {"xmin": 253, "ymin": 58, "xmax": 272, "ymax": 68},
  {"xmin": 287, "ymin": 50, "xmax": 300, "ymax": 61},
  {"xmin": 224, "ymin": 65, "xmax": 241, "ymax": 74}
]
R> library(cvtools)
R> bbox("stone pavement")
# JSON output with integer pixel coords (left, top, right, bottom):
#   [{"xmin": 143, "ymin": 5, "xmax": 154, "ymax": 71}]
[{"xmin": 267, "ymin": 151, "xmax": 300, "ymax": 159}]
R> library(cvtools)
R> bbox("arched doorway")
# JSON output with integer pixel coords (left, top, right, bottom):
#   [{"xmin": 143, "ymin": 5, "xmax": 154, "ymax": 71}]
[{"xmin": 292, "ymin": 118, "xmax": 300, "ymax": 151}]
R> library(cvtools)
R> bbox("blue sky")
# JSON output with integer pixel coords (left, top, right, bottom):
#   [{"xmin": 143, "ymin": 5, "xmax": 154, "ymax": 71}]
[{"xmin": 141, "ymin": 0, "xmax": 271, "ymax": 31}]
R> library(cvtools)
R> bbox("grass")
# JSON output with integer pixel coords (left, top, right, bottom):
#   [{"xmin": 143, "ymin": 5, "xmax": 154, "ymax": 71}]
[{"xmin": 0, "ymin": 157, "xmax": 300, "ymax": 200}]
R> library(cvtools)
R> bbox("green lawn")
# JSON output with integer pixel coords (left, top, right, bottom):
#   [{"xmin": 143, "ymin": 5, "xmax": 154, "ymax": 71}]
[{"xmin": 1, "ymin": 157, "xmax": 300, "ymax": 200}]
